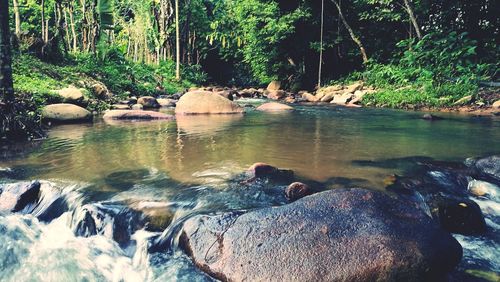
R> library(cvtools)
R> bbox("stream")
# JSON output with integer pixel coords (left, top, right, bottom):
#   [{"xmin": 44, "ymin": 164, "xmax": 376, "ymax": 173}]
[{"xmin": 1, "ymin": 103, "xmax": 499, "ymax": 281}]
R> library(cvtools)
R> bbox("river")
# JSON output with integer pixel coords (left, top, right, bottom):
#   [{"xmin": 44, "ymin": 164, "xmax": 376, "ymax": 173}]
[{"xmin": 0, "ymin": 103, "xmax": 499, "ymax": 281}]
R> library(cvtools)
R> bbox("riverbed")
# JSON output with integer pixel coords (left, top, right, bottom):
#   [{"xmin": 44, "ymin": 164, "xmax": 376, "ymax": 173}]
[{"xmin": 0, "ymin": 103, "xmax": 499, "ymax": 281}]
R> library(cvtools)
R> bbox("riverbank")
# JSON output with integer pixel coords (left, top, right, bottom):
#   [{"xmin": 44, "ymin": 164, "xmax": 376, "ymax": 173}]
[{"xmin": 3, "ymin": 54, "xmax": 499, "ymax": 142}]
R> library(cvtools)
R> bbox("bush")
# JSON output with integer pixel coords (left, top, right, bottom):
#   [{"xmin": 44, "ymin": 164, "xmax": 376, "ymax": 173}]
[{"xmin": 356, "ymin": 32, "xmax": 493, "ymax": 108}]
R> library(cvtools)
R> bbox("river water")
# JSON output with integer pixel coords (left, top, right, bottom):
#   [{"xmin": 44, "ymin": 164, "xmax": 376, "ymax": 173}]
[{"xmin": 0, "ymin": 103, "xmax": 499, "ymax": 281}]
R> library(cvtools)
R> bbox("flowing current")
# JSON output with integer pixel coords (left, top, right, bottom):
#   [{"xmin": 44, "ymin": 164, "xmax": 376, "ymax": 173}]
[{"xmin": 1, "ymin": 103, "xmax": 499, "ymax": 281}]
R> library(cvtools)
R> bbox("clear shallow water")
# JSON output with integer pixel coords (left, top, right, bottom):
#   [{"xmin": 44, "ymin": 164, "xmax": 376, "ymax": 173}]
[{"xmin": 1, "ymin": 103, "xmax": 499, "ymax": 281}]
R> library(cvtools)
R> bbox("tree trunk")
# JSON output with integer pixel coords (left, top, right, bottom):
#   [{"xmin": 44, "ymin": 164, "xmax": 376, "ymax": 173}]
[
  {"xmin": 41, "ymin": 0, "xmax": 46, "ymax": 42},
  {"xmin": 318, "ymin": 0, "xmax": 325, "ymax": 87},
  {"xmin": 175, "ymin": 0, "xmax": 180, "ymax": 80},
  {"xmin": 12, "ymin": 0, "xmax": 21, "ymax": 37},
  {"xmin": 331, "ymin": 0, "xmax": 368, "ymax": 64},
  {"xmin": 68, "ymin": 5, "xmax": 78, "ymax": 52},
  {"xmin": 0, "ymin": 0, "xmax": 14, "ymax": 103},
  {"xmin": 403, "ymin": 0, "xmax": 422, "ymax": 40}
]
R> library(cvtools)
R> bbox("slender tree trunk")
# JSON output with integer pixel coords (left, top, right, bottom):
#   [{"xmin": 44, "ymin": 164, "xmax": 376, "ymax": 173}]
[
  {"xmin": 68, "ymin": 5, "xmax": 78, "ymax": 52},
  {"xmin": 331, "ymin": 0, "xmax": 368, "ymax": 63},
  {"xmin": 318, "ymin": 0, "xmax": 325, "ymax": 88},
  {"xmin": 175, "ymin": 0, "xmax": 180, "ymax": 80},
  {"xmin": 0, "ymin": 0, "xmax": 14, "ymax": 103},
  {"xmin": 81, "ymin": 0, "xmax": 88, "ymax": 52},
  {"xmin": 12, "ymin": 0, "xmax": 21, "ymax": 37},
  {"xmin": 403, "ymin": 0, "xmax": 422, "ymax": 40},
  {"xmin": 63, "ymin": 8, "xmax": 71, "ymax": 50},
  {"xmin": 41, "ymin": 0, "xmax": 46, "ymax": 42}
]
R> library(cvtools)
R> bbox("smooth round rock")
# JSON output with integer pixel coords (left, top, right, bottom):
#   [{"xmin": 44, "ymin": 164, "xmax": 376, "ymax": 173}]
[
  {"xmin": 103, "ymin": 110, "xmax": 174, "ymax": 120},
  {"xmin": 180, "ymin": 188, "xmax": 462, "ymax": 282},
  {"xmin": 42, "ymin": 104, "xmax": 92, "ymax": 122},
  {"xmin": 175, "ymin": 91, "xmax": 244, "ymax": 115},
  {"xmin": 256, "ymin": 102, "xmax": 294, "ymax": 112},
  {"xmin": 285, "ymin": 182, "xmax": 312, "ymax": 201}
]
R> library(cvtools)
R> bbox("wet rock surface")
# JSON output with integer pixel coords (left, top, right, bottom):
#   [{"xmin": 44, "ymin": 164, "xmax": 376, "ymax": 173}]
[
  {"xmin": 72, "ymin": 202, "xmax": 146, "ymax": 246},
  {"xmin": 180, "ymin": 188, "xmax": 462, "ymax": 282},
  {"xmin": 466, "ymin": 155, "xmax": 500, "ymax": 181},
  {"xmin": 386, "ymin": 157, "xmax": 500, "ymax": 235},
  {"xmin": 103, "ymin": 110, "xmax": 174, "ymax": 120},
  {"xmin": 285, "ymin": 182, "xmax": 312, "ymax": 201},
  {"xmin": 246, "ymin": 163, "xmax": 294, "ymax": 183},
  {"xmin": 0, "ymin": 181, "xmax": 41, "ymax": 213}
]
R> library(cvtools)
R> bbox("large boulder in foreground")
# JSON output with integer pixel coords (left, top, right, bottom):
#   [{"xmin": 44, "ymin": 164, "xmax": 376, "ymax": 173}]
[
  {"xmin": 180, "ymin": 188, "xmax": 462, "ymax": 282},
  {"xmin": 103, "ymin": 110, "xmax": 174, "ymax": 120},
  {"xmin": 175, "ymin": 91, "xmax": 244, "ymax": 115},
  {"xmin": 42, "ymin": 104, "xmax": 92, "ymax": 122},
  {"xmin": 256, "ymin": 102, "xmax": 294, "ymax": 112}
]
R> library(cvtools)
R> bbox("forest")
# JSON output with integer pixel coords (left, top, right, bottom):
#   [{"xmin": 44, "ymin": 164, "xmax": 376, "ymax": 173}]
[
  {"xmin": 0, "ymin": 1, "xmax": 500, "ymax": 281},
  {"xmin": 0, "ymin": 0, "xmax": 499, "ymax": 139}
]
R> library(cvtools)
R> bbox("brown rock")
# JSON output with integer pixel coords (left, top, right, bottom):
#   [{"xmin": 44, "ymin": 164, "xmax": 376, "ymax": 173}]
[
  {"xmin": 103, "ymin": 110, "xmax": 174, "ymax": 120},
  {"xmin": 42, "ymin": 104, "xmax": 92, "ymax": 122},
  {"xmin": 256, "ymin": 102, "xmax": 294, "ymax": 112},
  {"xmin": 302, "ymin": 92, "xmax": 317, "ymax": 102},
  {"xmin": 267, "ymin": 81, "xmax": 281, "ymax": 91},
  {"xmin": 180, "ymin": 188, "xmax": 463, "ymax": 282},
  {"xmin": 285, "ymin": 182, "xmax": 312, "ymax": 201},
  {"xmin": 345, "ymin": 81, "xmax": 364, "ymax": 93},
  {"xmin": 138, "ymin": 96, "xmax": 160, "ymax": 108},
  {"xmin": 266, "ymin": 90, "xmax": 287, "ymax": 100},
  {"xmin": 175, "ymin": 91, "xmax": 244, "ymax": 115},
  {"xmin": 492, "ymin": 100, "xmax": 500, "ymax": 109}
]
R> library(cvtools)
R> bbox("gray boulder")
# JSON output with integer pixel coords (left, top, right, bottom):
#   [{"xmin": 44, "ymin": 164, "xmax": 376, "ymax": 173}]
[
  {"xmin": 466, "ymin": 155, "xmax": 500, "ymax": 181},
  {"xmin": 180, "ymin": 188, "xmax": 462, "ymax": 282}
]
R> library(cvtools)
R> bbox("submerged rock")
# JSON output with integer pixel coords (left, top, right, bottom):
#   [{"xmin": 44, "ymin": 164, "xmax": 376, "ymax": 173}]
[
  {"xmin": 103, "ymin": 110, "xmax": 174, "ymax": 120},
  {"xmin": 422, "ymin": 114, "xmax": 444, "ymax": 121},
  {"xmin": 42, "ymin": 104, "xmax": 92, "ymax": 123},
  {"xmin": 256, "ymin": 102, "xmax": 294, "ymax": 112},
  {"xmin": 0, "ymin": 181, "xmax": 41, "ymax": 213},
  {"xmin": 175, "ymin": 91, "xmax": 244, "ymax": 115},
  {"xmin": 246, "ymin": 163, "xmax": 294, "ymax": 182},
  {"xmin": 180, "ymin": 188, "xmax": 462, "ymax": 281},
  {"xmin": 73, "ymin": 203, "xmax": 146, "ymax": 246},
  {"xmin": 285, "ymin": 182, "xmax": 312, "ymax": 201}
]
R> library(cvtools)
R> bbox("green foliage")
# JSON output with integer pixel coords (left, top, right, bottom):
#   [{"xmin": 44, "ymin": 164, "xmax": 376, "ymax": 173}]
[
  {"xmin": 98, "ymin": 0, "xmax": 115, "ymax": 29},
  {"xmin": 358, "ymin": 32, "xmax": 494, "ymax": 108},
  {"xmin": 12, "ymin": 51, "xmax": 206, "ymax": 111},
  {"xmin": 210, "ymin": 0, "xmax": 311, "ymax": 84}
]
